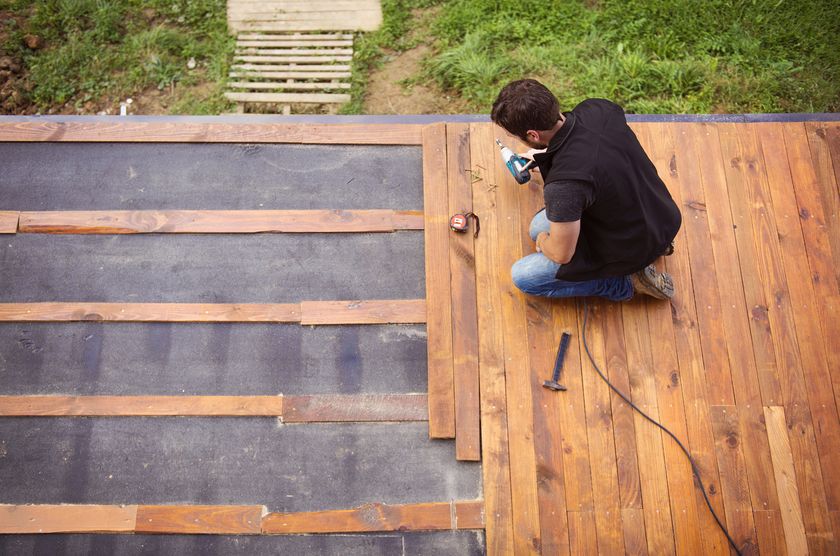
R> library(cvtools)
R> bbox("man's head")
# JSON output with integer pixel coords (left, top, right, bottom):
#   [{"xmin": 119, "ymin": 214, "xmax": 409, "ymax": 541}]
[{"xmin": 491, "ymin": 79, "xmax": 562, "ymax": 148}]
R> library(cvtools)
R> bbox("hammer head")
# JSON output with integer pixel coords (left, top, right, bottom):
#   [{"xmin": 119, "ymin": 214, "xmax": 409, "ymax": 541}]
[{"xmin": 542, "ymin": 380, "xmax": 567, "ymax": 391}]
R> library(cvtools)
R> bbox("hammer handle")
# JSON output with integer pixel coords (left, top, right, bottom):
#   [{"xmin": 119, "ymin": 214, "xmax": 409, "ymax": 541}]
[{"xmin": 552, "ymin": 332, "xmax": 572, "ymax": 382}]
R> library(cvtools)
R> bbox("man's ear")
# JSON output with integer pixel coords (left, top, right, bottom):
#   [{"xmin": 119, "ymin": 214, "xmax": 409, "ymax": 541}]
[{"xmin": 525, "ymin": 130, "xmax": 540, "ymax": 143}]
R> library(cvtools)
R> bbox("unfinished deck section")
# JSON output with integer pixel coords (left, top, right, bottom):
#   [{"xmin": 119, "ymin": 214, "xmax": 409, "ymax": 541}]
[
  {"xmin": 422, "ymin": 120, "xmax": 840, "ymax": 554},
  {"xmin": 226, "ymin": 1, "xmax": 382, "ymax": 113},
  {"xmin": 0, "ymin": 121, "xmax": 483, "ymax": 554}
]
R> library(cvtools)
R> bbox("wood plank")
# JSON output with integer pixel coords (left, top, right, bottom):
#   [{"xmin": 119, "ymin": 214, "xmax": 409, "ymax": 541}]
[
  {"xmin": 229, "ymin": 71, "xmax": 352, "ymax": 79},
  {"xmin": 261, "ymin": 502, "xmax": 462, "ymax": 534},
  {"xmin": 445, "ymin": 123, "xmax": 480, "ymax": 461},
  {"xmin": 753, "ymin": 510, "xmax": 789, "ymax": 556},
  {"xmin": 0, "ymin": 505, "xmax": 137, "ymax": 533},
  {"xmin": 18, "ymin": 210, "xmax": 422, "ymax": 234},
  {"xmin": 638, "ymin": 122, "xmax": 728, "ymax": 555},
  {"xmin": 758, "ymin": 123, "xmax": 839, "ymax": 552},
  {"xmin": 709, "ymin": 405, "xmax": 759, "ymax": 554},
  {"xmin": 235, "ymin": 48, "xmax": 353, "ymax": 56},
  {"xmin": 422, "ymin": 122, "xmax": 455, "ymax": 439},
  {"xmin": 519, "ymin": 173, "xmax": 571, "ymax": 555},
  {"xmin": 671, "ymin": 123, "xmax": 736, "ymax": 407},
  {"xmin": 299, "ymin": 299, "xmax": 426, "ymax": 325},
  {"xmin": 621, "ymin": 301, "xmax": 676, "ymax": 555},
  {"xmin": 135, "ymin": 505, "xmax": 263, "ymax": 534},
  {"xmin": 454, "ymin": 500, "xmax": 485, "ymax": 529},
  {"xmin": 576, "ymin": 300, "xmax": 625, "ymax": 555},
  {"xmin": 0, "ymin": 302, "xmax": 301, "ymax": 323},
  {"xmin": 233, "ymin": 55, "xmax": 352, "ymax": 63},
  {"xmin": 469, "ymin": 122, "xmax": 515, "ymax": 554},
  {"xmin": 492, "ymin": 125, "xmax": 542, "ymax": 554},
  {"xmin": 0, "ymin": 122, "xmax": 422, "ymax": 145},
  {"xmin": 805, "ymin": 122, "xmax": 840, "ymax": 288},
  {"xmin": 621, "ymin": 508, "xmax": 649, "ymax": 555},
  {"xmin": 236, "ymin": 33, "xmax": 355, "ymax": 41},
  {"xmin": 231, "ymin": 18, "xmax": 380, "ymax": 33},
  {"xmin": 232, "ymin": 64, "xmax": 351, "ymax": 72},
  {"xmin": 224, "ymin": 92, "xmax": 351, "ymax": 104},
  {"xmin": 567, "ymin": 511, "xmax": 598, "ymax": 555},
  {"xmin": 236, "ymin": 40, "xmax": 354, "ymax": 48},
  {"xmin": 228, "ymin": 81, "xmax": 351, "ymax": 90},
  {"xmin": 764, "ymin": 406, "xmax": 809, "ymax": 556},
  {"xmin": 282, "ymin": 394, "xmax": 427, "ymax": 422},
  {"xmin": 0, "ymin": 396, "xmax": 283, "ymax": 416},
  {"xmin": 0, "ymin": 211, "xmax": 18, "ymax": 233},
  {"xmin": 746, "ymin": 123, "xmax": 835, "ymax": 554}
]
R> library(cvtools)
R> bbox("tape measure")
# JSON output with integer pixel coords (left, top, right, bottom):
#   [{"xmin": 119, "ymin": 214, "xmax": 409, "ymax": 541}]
[{"xmin": 449, "ymin": 212, "xmax": 480, "ymax": 237}]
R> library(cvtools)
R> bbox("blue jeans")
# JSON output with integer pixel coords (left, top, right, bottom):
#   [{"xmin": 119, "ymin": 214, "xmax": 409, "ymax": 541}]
[{"xmin": 511, "ymin": 209, "xmax": 633, "ymax": 301}]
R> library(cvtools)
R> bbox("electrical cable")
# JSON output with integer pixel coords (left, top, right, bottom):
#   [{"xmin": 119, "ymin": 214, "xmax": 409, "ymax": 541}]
[{"xmin": 581, "ymin": 299, "xmax": 743, "ymax": 556}]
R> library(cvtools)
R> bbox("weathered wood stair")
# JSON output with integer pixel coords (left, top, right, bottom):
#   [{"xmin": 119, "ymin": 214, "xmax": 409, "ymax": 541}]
[{"xmin": 226, "ymin": 1, "xmax": 382, "ymax": 113}]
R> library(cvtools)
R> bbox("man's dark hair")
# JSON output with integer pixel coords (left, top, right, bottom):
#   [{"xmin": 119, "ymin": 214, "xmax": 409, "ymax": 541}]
[{"xmin": 491, "ymin": 79, "xmax": 561, "ymax": 139}]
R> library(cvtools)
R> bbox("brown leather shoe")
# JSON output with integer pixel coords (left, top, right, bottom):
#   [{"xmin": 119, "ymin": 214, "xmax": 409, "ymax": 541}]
[{"xmin": 630, "ymin": 265, "xmax": 675, "ymax": 300}]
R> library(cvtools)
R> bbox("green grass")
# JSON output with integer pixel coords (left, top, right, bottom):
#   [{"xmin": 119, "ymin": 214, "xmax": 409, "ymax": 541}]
[
  {"xmin": 1, "ymin": 0, "xmax": 235, "ymax": 114},
  {"xmin": 347, "ymin": 0, "xmax": 840, "ymax": 113}
]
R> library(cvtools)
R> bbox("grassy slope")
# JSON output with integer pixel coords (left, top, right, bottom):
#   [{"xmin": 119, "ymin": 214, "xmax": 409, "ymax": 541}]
[
  {"xmin": 349, "ymin": 0, "xmax": 840, "ymax": 113},
  {"xmin": 1, "ymin": 0, "xmax": 235, "ymax": 114}
]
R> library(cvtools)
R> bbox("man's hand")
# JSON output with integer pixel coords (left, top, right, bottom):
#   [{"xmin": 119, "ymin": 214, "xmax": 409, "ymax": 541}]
[{"xmin": 535, "ymin": 220, "xmax": 580, "ymax": 264}]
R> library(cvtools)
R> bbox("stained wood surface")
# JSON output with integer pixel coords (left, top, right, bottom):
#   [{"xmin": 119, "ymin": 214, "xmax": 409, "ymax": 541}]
[
  {"xmin": 422, "ymin": 122, "xmax": 456, "ymax": 439},
  {"xmin": 0, "ymin": 211, "xmax": 18, "ymax": 233},
  {"xmin": 282, "ymin": 394, "xmax": 428, "ymax": 422},
  {"xmin": 135, "ymin": 505, "xmax": 264, "ymax": 534},
  {"xmin": 456, "ymin": 120, "xmax": 840, "ymax": 555},
  {"xmin": 0, "ymin": 505, "xmax": 138, "ymax": 533},
  {"xmin": 299, "ymin": 299, "xmax": 426, "ymax": 325},
  {"xmin": 0, "ymin": 122, "xmax": 423, "ymax": 145},
  {"xmin": 17, "ymin": 210, "xmax": 424, "ymax": 234},
  {"xmin": 0, "ymin": 396, "xmax": 284, "ymax": 416},
  {"xmin": 261, "ymin": 501, "xmax": 481, "ymax": 534}
]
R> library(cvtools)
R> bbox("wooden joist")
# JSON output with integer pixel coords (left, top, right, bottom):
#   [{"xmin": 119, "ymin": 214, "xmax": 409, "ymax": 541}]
[
  {"xmin": 224, "ymin": 92, "xmax": 351, "ymax": 104},
  {"xmin": 16, "ymin": 210, "xmax": 423, "ymax": 234},
  {"xmin": 0, "ymin": 394, "xmax": 429, "ymax": 420},
  {"xmin": 0, "ymin": 300, "xmax": 425, "ymax": 324},
  {"xmin": 0, "ymin": 501, "xmax": 483, "ymax": 534},
  {"xmin": 0, "ymin": 210, "xmax": 19, "ymax": 233},
  {"xmin": 0, "ymin": 122, "xmax": 424, "ymax": 145}
]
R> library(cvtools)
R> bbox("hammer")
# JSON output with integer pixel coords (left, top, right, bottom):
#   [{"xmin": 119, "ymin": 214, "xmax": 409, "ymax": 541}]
[{"xmin": 543, "ymin": 332, "xmax": 571, "ymax": 391}]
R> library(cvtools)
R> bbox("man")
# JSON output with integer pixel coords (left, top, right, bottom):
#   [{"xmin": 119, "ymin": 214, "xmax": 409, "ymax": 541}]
[{"xmin": 490, "ymin": 79, "xmax": 681, "ymax": 301}]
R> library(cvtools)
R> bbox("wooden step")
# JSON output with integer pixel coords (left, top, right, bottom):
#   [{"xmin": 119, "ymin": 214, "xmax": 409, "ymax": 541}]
[
  {"xmin": 225, "ymin": 91, "xmax": 351, "ymax": 104},
  {"xmin": 232, "ymin": 63, "xmax": 350, "ymax": 72},
  {"xmin": 235, "ymin": 48, "xmax": 353, "ymax": 56},
  {"xmin": 232, "ymin": 18, "xmax": 379, "ymax": 32},
  {"xmin": 228, "ymin": 81, "xmax": 351, "ymax": 91},
  {"xmin": 237, "ymin": 40, "xmax": 353, "ymax": 48},
  {"xmin": 236, "ymin": 33, "xmax": 355, "ymax": 41},
  {"xmin": 234, "ymin": 55, "xmax": 353, "ymax": 63},
  {"xmin": 229, "ymin": 71, "xmax": 352, "ymax": 79}
]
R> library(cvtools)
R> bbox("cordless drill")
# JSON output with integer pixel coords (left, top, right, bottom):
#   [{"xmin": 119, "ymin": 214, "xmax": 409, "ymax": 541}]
[{"xmin": 496, "ymin": 139, "xmax": 535, "ymax": 184}]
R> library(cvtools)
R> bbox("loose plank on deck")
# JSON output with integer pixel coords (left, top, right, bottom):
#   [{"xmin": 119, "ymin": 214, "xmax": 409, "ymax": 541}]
[
  {"xmin": 445, "ymin": 123, "xmax": 481, "ymax": 461},
  {"xmin": 0, "ymin": 211, "xmax": 19, "ymax": 233},
  {"xmin": 261, "ymin": 501, "xmax": 483, "ymax": 534},
  {"xmin": 422, "ymin": 122, "xmax": 456, "ymax": 439},
  {"xmin": 0, "ymin": 505, "xmax": 137, "ymax": 533},
  {"xmin": 0, "ymin": 122, "xmax": 423, "ymax": 145},
  {"xmin": 17, "ymin": 210, "xmax": 424, "ymax": 234},
  {"xmin": 299, "ymin": 299, "xmax": 425, "ymax": 325},
  {"xmin": 136, "ymin": 505, "xmax": 264, "ymax": 534},
  {"xmin": 469, "ymin": 122, "xmax": 515, "ymax": 554},
  {"xmin": 282, "ymin": 393, "xmax": 428, "ymax": 422}
]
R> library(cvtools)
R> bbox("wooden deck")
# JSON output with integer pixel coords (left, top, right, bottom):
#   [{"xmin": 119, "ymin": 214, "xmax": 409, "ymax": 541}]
[{"xmin": 424, "ymin": 120, "xmax": 840, "ymax": 555}]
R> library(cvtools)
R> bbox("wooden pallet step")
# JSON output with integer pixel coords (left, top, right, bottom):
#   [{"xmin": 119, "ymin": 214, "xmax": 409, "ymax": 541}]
[
  {"xmin": 230, "ymin": 10, "xmax": 379, "ymax": 20},
  {"xmin": 232, "ymin": 64, "xmax": 350, "ymax": 72},
  {"xmin": 236, "ymin": 33, "xmax": 355, "ymax": 41},
  {"xmin": 234, "ymin": 55, "xmax": 352, "ymax": 63},
  {"xmin": 225, "ymin": 92, "xmax": 351, "ymax": 104},
  {"xmin": 237, "ymin": 40, "xmax": 353, "ymax": 48},
  {"xmin": 235, "ymin": 48, "xmax": 353, "ymax": 56},
  {"xmin": 228, "ymin": 81, "xmax": 351, "ymax": 91},
  {"xmin": 233, "ymin": 21, "xmax": 379, "ymax": 32},
  {"xmin": 230, "ymin": 1, "xmax": 379, "ymax": 13},
  {"xmin": 229, "ymin": 71, "xmax": 352, "ymax": 80}
]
